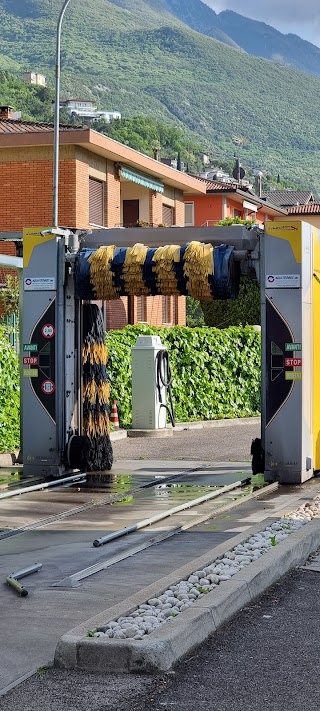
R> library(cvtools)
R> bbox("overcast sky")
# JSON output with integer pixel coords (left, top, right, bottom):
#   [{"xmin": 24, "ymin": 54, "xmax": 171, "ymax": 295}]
[{"xmin": 204, "ymin": 1, "xmax": 320, "ymax": 47}]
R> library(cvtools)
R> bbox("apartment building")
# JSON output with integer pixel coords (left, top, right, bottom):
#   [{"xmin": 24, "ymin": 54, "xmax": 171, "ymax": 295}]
[{"xmin": 0, "ymin": 109, "xmax": 206, "ymax": 328}]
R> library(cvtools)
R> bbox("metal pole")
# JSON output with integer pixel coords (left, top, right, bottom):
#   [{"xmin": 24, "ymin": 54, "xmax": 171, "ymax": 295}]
[{"xmin": 53, "ymin": 0, "xmax": 72, "ymax": 228}]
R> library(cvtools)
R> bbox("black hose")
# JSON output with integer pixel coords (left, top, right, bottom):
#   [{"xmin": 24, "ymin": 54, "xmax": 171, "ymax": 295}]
[{"xmin": 156, "ymin": 349, "xmax": 175, "ymax": 428}]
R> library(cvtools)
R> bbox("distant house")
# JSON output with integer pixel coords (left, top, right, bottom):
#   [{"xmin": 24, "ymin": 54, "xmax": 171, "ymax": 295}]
[
  {"xmin": 0, "ymin": 117, "xmax": 205, "ymax": 329},
  {"xmin": 184, "ymin": 178, "xmax": 286, "ymax": 226},
  {"xmin": 273, "ymin": 203, "xmax": 320, "ymax": 229},
  {"xmin": 60, "ymin": 99, "xmax": 121, "ymax": 123},
  {"xmin": 261, "ymin": 190, "xmax": 315, "ymax": 208},
  {"xmin": 22, "ymin": 71, "xmax": 46, "ymax": 87}
]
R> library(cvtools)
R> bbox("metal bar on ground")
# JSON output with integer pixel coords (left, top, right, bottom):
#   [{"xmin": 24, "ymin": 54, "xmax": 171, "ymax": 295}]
[
  {"xmin": 55, "ymin": 482, "xmax": 279, "ymax": 588},
  {"xmin": 6, "ymin": 563, "xmax": 43, "ymax": 597},
  {"xmin": 0, "ymin": 473, "xmax": 86, "ymax": 500},
  {"xmin": 93, "ymin": 479, "xmax": 247, "ymax": 547}
]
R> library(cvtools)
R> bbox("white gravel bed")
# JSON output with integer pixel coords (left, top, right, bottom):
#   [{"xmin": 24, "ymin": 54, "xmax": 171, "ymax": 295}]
[{"xmin": 89, "ymin": 496, "xmax": 320, "ymax": 641}]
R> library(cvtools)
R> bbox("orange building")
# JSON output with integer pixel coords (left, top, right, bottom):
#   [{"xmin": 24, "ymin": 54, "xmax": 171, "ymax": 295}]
[
  {"xmin": 184, "ymin": 178, "xmax": 286, "ymax": 226},
  {"xmin": 0, "ymin": 107, "xmax": 206, "ymax": 329}
]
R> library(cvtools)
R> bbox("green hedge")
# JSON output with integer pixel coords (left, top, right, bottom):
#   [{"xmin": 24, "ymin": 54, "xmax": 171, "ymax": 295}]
[
  {"xmin": 0, "ymin": 325, "xmax": 261, "ymax": 451},
  {"xmin": 201, "ymin": 277, "xmax": 261, "ymax": 328},
  {"xmin": 0, "ymin": 327, "xmax": 20, "ymax": 452},
  {"xmin": 106, "ymin": 325, "xmax": 261, "ymax": 428}
]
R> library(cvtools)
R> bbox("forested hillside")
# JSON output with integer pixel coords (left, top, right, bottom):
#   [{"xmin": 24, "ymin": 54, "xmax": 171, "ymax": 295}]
[{"xmin": 1, "ymin": 0, "xmax": 320, "ymax": 188}]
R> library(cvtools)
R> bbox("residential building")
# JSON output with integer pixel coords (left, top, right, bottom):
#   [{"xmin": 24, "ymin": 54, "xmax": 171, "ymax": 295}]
[
  {"xmin": 184, "ymin": 178, "xmax": 286, "ymax": 227},
  {"xmin": 0, "ymin": 114, "xmax": 206, "ymax": 329},
  {"xmin": 261, "ymin": 190, "xmax": 315, "ymax": 208},
  {"xmin": 0, "ymin": 106, "xmax": 21, "ymax": 120},
  {"xmin": 22, "ymin": 71, "xmax": 47, "ymax": 87},
  {"xmin": 60, "ymin": 99, "xmax": 121, "ymax": 123},
  {"xmin": 273, "ymin": 203, "xmax": 320, "ymax": 229}
]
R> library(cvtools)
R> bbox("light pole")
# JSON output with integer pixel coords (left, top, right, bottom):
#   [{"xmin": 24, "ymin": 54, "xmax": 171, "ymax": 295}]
[{"xmin": 53, "ymin": 0, "xmax": 72, "ymax": 228}]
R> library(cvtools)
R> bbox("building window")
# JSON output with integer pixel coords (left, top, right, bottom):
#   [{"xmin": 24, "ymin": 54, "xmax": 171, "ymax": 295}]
[
  {"xmin": 232, "ymin": 208, "xmax": 242, "ymax": 219},
  {"xmin": 185, "ymin": 202, "xmax": 194, "ymax": 226},
  {"xmin": 162, "ymin": 296, "xmax": 172, "ymax": 325},
  {"xmin": 137, "ymin": 296, "xmax": 147, "ymax": 323},
  {"xmin": 89, "ymin": 177, "xmax": 104, "ymax": 226},
  {"xmin": 162, "ymin": 204, "xmax": 174, "ymax": 226}
]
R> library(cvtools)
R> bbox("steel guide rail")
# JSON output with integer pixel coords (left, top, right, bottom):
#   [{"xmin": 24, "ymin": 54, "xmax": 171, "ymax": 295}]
[
  {"xmin": 0, "ymin": 465, "xmax": 220, "ymax": 541},
  {"xmin": 54, "ymin": 482, "xmax": 279, "ymax": 588}
]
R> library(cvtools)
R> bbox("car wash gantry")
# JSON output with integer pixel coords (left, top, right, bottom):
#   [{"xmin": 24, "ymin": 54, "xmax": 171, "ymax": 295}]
[{"xmin": 0, "ymin": 221, "xmax": 317, "ymax": 486}]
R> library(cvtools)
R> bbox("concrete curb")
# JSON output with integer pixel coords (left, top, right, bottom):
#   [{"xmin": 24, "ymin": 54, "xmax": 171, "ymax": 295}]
[
  {"xmin": 110, "ymin": 429, "xmax": 128, "ymax": 442},
  {"xmin": 113, "ymin": 417, "xmax": 260, "ymax": 439},
  {"xmin": 54, "ymin": 516, "xmax": 320, "ymax": 674},
  {"xmin": 172, "ymin": 416, "xmax": 260, "ymax": 432},
  {"xmin": 128, "ymin": 429, "xmax": 174, "ymax": 439},
  {"xmin": 0, "ymin": 451, "xmax": 18, "ymax": 467}
]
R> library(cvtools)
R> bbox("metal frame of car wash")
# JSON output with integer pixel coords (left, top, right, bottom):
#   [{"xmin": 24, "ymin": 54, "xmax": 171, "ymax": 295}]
[{"xmin": 3, "ymin": 220, "xmax": 319, "ymax": 484}]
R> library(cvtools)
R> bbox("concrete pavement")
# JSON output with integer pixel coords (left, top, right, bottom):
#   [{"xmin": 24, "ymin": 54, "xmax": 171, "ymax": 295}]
[
  {"xmin": 2, "ymin": 419, "xmax": 320, "ymax": 708},
  {"xmin": 111, "ymin": 421, "xmax": 259, "ymax": 461},
  {"xmin": 1, "ymin": 565, "xmax": 320, "ymax": 711}
]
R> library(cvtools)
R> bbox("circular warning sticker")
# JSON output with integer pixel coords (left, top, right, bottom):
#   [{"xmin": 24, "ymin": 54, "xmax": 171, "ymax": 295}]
[
  {"xmin": 41, "ymin": 379, "xmax": 55, "ymax": 395},
  {"xmin": 42, "ymin": 324, "xmax": 55, "ymax": 339}
]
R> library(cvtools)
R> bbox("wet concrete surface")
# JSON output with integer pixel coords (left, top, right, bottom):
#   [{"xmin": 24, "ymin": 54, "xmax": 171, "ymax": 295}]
[{"xmin": 1, "ymin": 475, "xmax": 319, "ymax": 694}]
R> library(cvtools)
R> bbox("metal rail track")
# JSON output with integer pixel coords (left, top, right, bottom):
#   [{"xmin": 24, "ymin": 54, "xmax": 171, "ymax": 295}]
[
  {"xmin": 53, "ymin": 481, "xmax": 279, "ymax": 588},
  {"xmin": 0, "ymin": 465, "xmax": 234, "ymax": 541}
]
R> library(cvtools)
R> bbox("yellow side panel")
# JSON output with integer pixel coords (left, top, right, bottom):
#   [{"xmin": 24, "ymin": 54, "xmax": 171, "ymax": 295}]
[
  {"xmin": 23, "ymin": 227, "xmax": 54, "ymax": 268},
  {"xmin": 265, "ymin": 221, "xmax": 302, "ymax": 264},
  {"xmin": 313, "ymin": 227, "xmax": 320, "ymax": 469}
]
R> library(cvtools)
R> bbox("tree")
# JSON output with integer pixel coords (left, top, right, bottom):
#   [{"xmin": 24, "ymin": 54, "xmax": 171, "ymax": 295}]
[
  {"xmin": 201, "ymin": 218, "xmax": 260, "ymax": 328},
  {"xmin": 0, "ymin": 275, "xmax": 19, "ymax": 322}
]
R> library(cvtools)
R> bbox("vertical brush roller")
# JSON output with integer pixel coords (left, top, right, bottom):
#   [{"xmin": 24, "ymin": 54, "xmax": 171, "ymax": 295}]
[{"xmin": 82, "ymin": 303, "xmax": 113, "ymax": 471}]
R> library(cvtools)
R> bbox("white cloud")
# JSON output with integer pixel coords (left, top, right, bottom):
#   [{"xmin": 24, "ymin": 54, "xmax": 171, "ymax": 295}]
[{"xmin": 204, "ymin": 0, "xmax": 320, "ymax": 46}]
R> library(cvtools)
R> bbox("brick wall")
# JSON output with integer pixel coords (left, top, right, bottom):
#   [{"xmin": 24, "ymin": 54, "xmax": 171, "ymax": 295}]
[
  {"xmin": 174, "ymin": 190, "xmax": 185, "ymax": 226},
  {"xmin": 0, "ymin": 146, "xmax": 78, "ymax": 230},
  {"xmin": 105, "ymin": 161, "xmax": 121, "ymax": 227},
  {"xmin": 149, "ymin": 191, "xmax": 163, "ymax": 225},
  {"xmin": 105, "ymin": 297, "xmax": 128, "ymax": 330}
]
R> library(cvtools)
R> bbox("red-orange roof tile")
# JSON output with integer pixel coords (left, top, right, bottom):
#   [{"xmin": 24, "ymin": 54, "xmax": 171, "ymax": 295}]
[
  {"xmin": 287, "ymin": 203, "xmax": 320, "ymax": 214},
  {"xmin": 0, "ymin": 119, "xmax": 85, "ymax": 134},
  {"xmin": 191, "ymin": 175, "xmax": 245, "ymax": 191}
]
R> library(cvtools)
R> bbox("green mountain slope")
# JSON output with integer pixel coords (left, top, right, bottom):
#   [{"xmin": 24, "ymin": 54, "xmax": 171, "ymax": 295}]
[
  {"xmin": 1, "ymin": 0, "xmax": 320, "ymax": 189},
  {"xmin": 160, "ymin": 0, "xmax": 320, "ymax": 78}
]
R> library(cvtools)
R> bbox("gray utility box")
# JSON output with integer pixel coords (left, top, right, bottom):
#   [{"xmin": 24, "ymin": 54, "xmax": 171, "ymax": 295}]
[{"xmin": 132, "ymin": 336, "xmax": 167, "ymax": 430}]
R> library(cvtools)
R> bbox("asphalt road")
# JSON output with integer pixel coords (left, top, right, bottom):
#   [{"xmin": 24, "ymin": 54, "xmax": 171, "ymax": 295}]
[
  {"xmin": 112, "ymin": 422, "xmax": 260, "ymax": 462},
  {"xmin": 2, "ymin": 567, "xmax": 319, "ymax": 711}
]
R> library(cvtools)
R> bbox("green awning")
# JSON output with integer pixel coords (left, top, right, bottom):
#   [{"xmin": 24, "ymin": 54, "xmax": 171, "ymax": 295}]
[{"xmin": 118, "ymin": 164, "xmax": 164, "ymax": 193}]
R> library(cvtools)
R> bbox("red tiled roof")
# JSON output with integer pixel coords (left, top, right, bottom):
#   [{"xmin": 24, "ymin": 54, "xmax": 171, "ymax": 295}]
[
  {"xmin": 0, "ymin": 119, "xmax": 86, "ymax": 134},
  {"xmin": 205, "ymin": 180, "xmax": 250, "ymax": 192},
  {"xmin": 287, "ymin": 203, "xmax": 320, "ymax": 214},
  {"xmin": 191, "ymin": 175, "xmax": 245, "ymax": 191}
]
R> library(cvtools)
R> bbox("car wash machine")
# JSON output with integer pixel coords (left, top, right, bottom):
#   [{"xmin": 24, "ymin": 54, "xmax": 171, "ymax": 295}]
[{"xmin": 7, "ymin": 221, "xmax": 320, "ymax": 484}]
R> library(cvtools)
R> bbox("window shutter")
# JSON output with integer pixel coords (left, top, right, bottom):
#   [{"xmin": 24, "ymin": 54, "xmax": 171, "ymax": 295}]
[
  {"xmin": 162, "ymin": 204, "xmax": 173, "ymax": 226},
  {"xmin": 89, "ymin": 178, "xmax": 104, "ymax": 226},
  {"xmin": 162, "ymin": 296, "xmax": 172, "ymax": 324},
  {"xmin": 185, "ymin": 202, "xmax": 194, "ymax": 226},
  {"xmin": 137, "ymin": 296, "xmax": 147, "ymax": 323}
]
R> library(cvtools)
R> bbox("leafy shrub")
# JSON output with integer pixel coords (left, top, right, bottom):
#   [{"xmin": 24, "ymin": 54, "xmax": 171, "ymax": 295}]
[
  {"xmin": 201, "ymin": 277, "xmax": 261, "ymax": 328},
  {"xmin": 0, "ymin": 326, "xmax": 20, "ymax": 452},
  {"xmin": 186, "ymin": 297, "xmax": 205, "ymax": 327},
  {"xmin": 106, "ymin": 324, "xmax": 261, "ymax": 427}
]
